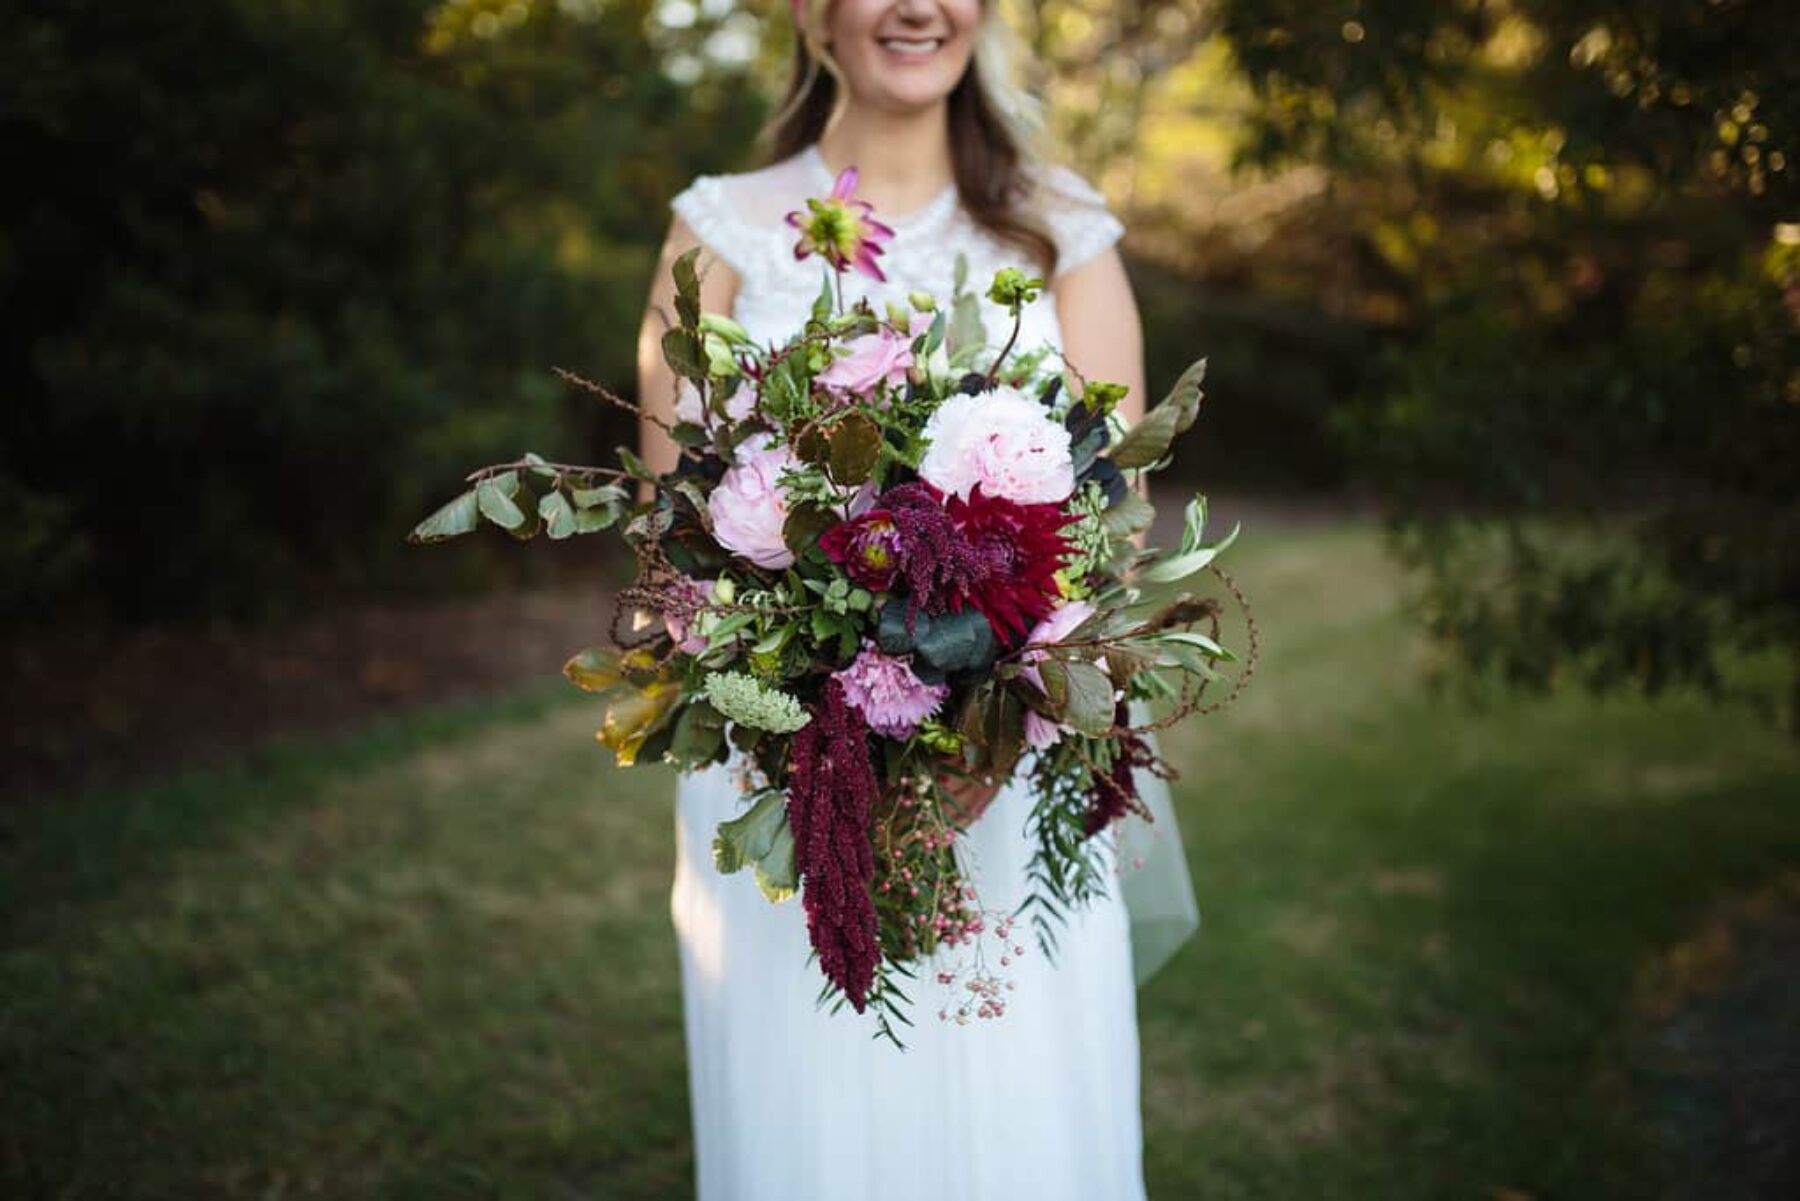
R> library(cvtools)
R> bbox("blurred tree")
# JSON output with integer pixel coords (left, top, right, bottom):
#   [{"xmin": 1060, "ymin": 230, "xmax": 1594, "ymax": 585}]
[
  {"xmin": 0, "ymin": 0, "xmax": 765, "ymax": 629},
  {"xmin": 1213, "ymin": 0, "xmax": 1800, "ymax": 725}
]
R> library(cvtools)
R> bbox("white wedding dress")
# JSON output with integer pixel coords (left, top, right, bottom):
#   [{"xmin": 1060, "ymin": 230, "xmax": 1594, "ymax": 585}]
[{"xmin": 666, "ymin": 144, "xmax": 1168, "ymax": 1201}]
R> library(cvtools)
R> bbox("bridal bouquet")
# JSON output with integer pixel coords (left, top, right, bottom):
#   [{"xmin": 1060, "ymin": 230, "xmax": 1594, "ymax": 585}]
[{"xmin": 410, "ymin": 167, "xmax": 1250, "ymax": 1045}]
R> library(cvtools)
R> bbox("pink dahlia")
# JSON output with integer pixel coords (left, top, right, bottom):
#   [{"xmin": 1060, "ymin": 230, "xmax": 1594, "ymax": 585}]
[
  {"xmin": 831, "ymin": 642, "xmax": 949, "ymax": 739},
  {"xmin": 784, "ymin": 166, "xmax": 896, "ymax": 282}
]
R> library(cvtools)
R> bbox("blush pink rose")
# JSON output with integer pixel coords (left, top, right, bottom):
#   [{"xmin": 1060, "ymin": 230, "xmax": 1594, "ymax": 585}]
[
  {"xmin": 818, "ymin": 327, "xmax": 914, "ymax": 398},
  {"xmin": 707, "ymin": 433, "xmax": 799, "ymax": 569},
  {"xmin": 917, "ymin": 387, "xmax": 1075, "ymax": 505}
]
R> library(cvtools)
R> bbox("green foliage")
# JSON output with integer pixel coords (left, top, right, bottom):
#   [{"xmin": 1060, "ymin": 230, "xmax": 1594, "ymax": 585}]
[
  {"xmin": 1216, "ymin": 0, "xmax": 1800, "ymax": 728},
  {"xmin": 711, "ymin": 788, "xmax": 798, "ymax": 903},
  {"xmin": 1107, "ymin": 357, "xmax": 1207, "ymax": 470},
  {"xmin": 1, "ymin": 0, "xmax": 765, "ymax": 628}
]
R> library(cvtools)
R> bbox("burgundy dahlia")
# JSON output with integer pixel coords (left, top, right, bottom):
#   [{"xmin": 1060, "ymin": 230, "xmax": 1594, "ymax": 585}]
[
  {"xmin": 786, "ymin": 679, "xmax": 882, "ymax": 1012},
  {"xmin": 877, "ymin": 481, "xmax": 1075, "ymax": 649},
  {"xmin": 819, "ymin": 509, "xmax": 902, "ymax": 591},
  {"xmin": 943, "ymin": 485, "xmax": 1077, "ymax": 647}
]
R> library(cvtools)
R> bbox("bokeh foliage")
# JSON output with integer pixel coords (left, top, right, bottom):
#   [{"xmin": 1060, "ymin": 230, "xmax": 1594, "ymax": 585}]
[
  {"xmin": 1, "ymin": 0, "xmax": 766, "ymax": 628},
  {"xmin": 1202, "ymin": 0, "xmax": 1799, "ymax": 724}
]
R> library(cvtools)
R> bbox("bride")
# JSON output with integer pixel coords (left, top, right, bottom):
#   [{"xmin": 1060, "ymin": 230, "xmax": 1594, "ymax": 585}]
[{"xmin": 634, "ymin": 3, "xmax": 1178, "ymax": 1198}]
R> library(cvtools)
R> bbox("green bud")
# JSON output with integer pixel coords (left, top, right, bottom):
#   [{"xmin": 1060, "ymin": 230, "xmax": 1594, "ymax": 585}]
[
  {"xmin": 713, "ymin": 577, "xmax": 737, "ymax": 605},
  {"xmin": 915, "ymin": 720, "xmax": 965, "ymax": 755},
  {"xmin": 1082, "ymin": 380, "xmax": 1129, "ymax": 416},
  {"xmin": 703, "ymin": 331, "xmax": 740, "ymax": 377},
  {"xmin": 884, "ymin": 300, "xmax": 912, "ymax": 328},
  {"xmin": 698, "ymin": 312, "xmax": 752, "ymax": 343},
  {"xmin": 908, "ymin": 290, "xmax": 938, "ymax": 313},
  {"xmin": 986, "ymin": 267, "xmax": 1045, "ymax": 310}
]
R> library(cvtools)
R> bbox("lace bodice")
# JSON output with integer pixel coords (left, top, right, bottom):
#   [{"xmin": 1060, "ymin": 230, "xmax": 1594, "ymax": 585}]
[{"xmin": 670, "ymin": 144, "xmax": 1124, "ymax": 356}]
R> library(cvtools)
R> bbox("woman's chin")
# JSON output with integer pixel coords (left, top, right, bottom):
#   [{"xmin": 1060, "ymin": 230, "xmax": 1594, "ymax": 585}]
[{"xmin": 865, "ymin": 77, "xmax": 964, "ymax": 114}]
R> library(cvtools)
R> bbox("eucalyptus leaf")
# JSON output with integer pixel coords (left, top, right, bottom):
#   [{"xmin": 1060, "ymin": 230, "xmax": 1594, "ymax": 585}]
[
  {"xmin": 407, "ymin": 489, "xmax": 480, "ymax": 544},
  {"xmin": 877, "ymin": 598, "xmax": 922, "ymax": 655},
  {"xmin": 712, "ymin": 791, "xmax": 799, "ymax": 905},
  {"xmin": 616, "ymin": 446, "xmax": 655, "ymax": 481},
  {"xmin": 1070, "ymin": 424, "xmax": 1109, "ymax": 477},
  {"xmin": 667, "ymin": 700, "xmax": 728, "ymax": 770},
  {"xmin": 661, "ymin": 327, "xmax": 705, "ymax": 380},
  {"xmin": 572, "ymin": 504, "xmax": 621, "ymax": 534},
  {"xmin": 920, "ymin": 309, "xmax": 947, "ymax": 356},
  {"xmin": 1101, "ymin": 490, "xmax": 1155, "ymax": 539},
  {"xmin": 914, "ymin": 608, "xmax": 997, "ymax": 676},
  {"xmin": 1108, "ymin": 358, "xmax": 1208, "ymax": 470},
  {"xmin": 1142, "ymin": 520, "xmax": 1241, "ymax": 584},
  {"xmin": 571, "ymin": 482, "xmax": 628, "ymax": 508},
  {"xmin": 672, "ymin": 246, "xmax": 702, "ymax": 329},
  {"xmin": 539, "ymin": 490, "xmax": 577, "ymax": 540},
  {"xmin": 947, "ymin": 290, "xmax": 986, "ymax": 357},
  {"xmin": 1059, "ymin": 659, "xmax": 1116, "ymax": 737},
  {"xmin": 476, "ymin": 476, "xmax": 526, "ymax": 531}
]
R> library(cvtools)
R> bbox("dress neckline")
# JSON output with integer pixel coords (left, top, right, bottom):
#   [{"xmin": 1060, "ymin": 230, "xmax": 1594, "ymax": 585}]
[{"xmin": 802, "ymin": 144, "xmax": 958, "ymax": 230}]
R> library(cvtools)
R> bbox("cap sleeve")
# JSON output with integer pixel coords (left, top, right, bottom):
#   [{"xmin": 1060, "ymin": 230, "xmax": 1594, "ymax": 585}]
[
  {"xmin": 1036, "ymin": 164, "xmax": 1125, "ymax": 280},
  {"xmin": 669, "ymin": 174, "xmax": 756, "ymax": 278}
]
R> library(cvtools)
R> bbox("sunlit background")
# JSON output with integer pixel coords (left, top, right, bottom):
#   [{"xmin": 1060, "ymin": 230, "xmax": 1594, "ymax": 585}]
[{"xmin": 4, "ymin": 2, "xmax": 1797, "ymax": 1197}]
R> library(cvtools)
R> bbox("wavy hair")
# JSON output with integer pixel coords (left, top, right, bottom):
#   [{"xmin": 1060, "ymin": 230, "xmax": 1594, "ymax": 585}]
[{"xmin": 762, "ymin": 1, "xmax": 1062, "ymax": 278}]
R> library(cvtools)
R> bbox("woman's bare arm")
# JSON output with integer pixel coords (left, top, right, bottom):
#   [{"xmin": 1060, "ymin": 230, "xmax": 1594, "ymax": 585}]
[
  {"xmin": 635, "ymin": 214, "xmax": 742, "ymax": 482},
  {"xmin": 1054, "ymin": 245, "xmax": 1147, "ymax": 431}
]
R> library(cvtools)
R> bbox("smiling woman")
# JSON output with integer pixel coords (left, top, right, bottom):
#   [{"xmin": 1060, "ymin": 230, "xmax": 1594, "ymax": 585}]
[{"xmin": 635, "ymin": 4, "xmax": 1163, "ymax": 1199}]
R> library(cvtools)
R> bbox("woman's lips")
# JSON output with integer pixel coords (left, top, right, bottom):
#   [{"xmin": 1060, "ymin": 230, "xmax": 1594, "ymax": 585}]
[{"xmin": 878, "ymin": 37, "xmax": 946, "ymax": 62}]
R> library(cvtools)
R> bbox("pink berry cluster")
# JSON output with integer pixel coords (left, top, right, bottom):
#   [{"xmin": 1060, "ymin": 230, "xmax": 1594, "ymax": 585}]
[{"xmin": 933, "ymin": 906, "xmax": 1029, "ymax": 1025}]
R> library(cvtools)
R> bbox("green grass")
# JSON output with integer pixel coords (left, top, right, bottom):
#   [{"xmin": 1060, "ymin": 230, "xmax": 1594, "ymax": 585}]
[{"xmin": 5, "ymin": 525, "xmax": 1798, "ymax": 1199}]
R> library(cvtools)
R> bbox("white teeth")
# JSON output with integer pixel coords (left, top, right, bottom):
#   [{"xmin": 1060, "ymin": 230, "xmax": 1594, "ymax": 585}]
[{"xmin": 881, "ymin": 39, "xmax": 943, "ymax": 53}]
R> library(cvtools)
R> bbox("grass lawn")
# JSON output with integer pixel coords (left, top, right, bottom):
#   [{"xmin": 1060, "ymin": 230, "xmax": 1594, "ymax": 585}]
[{"xmin": 5, "ymin": 524, "xmax": 1797, "ymax": 1199}]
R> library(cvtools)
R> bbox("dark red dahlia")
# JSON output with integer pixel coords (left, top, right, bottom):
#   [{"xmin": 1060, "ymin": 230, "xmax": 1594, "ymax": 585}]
[
  {"xmin": 819, "ymin": 509, "xmax": 902, "ymax": 591},
  {"xmin": 878, "ymin": 481, "xmax": 1074, "ymax": 648},
  {"xmin": 786, "ymin": 679, "xmax": 882, "ymax": 1012},
  {"xmin": 942, "ymin": 485, "xmax": 1077, "ymax": 647}
]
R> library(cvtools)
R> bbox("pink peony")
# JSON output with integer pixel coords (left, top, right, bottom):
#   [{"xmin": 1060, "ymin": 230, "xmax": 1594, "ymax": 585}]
[
  {"xmin": 831, "ymin": 641, "xmax": 950, "ymax": 739},
  {"xmin": 818, "ymin": 327, "xmax": 914, "ymax": 398},
  {"xmin": 917, "ymin": 387, "xmax": 1075, "ymax": 506},
  {"xmin": 708, "ymin": 433, "xmax": 799, "ymax": 569}
]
